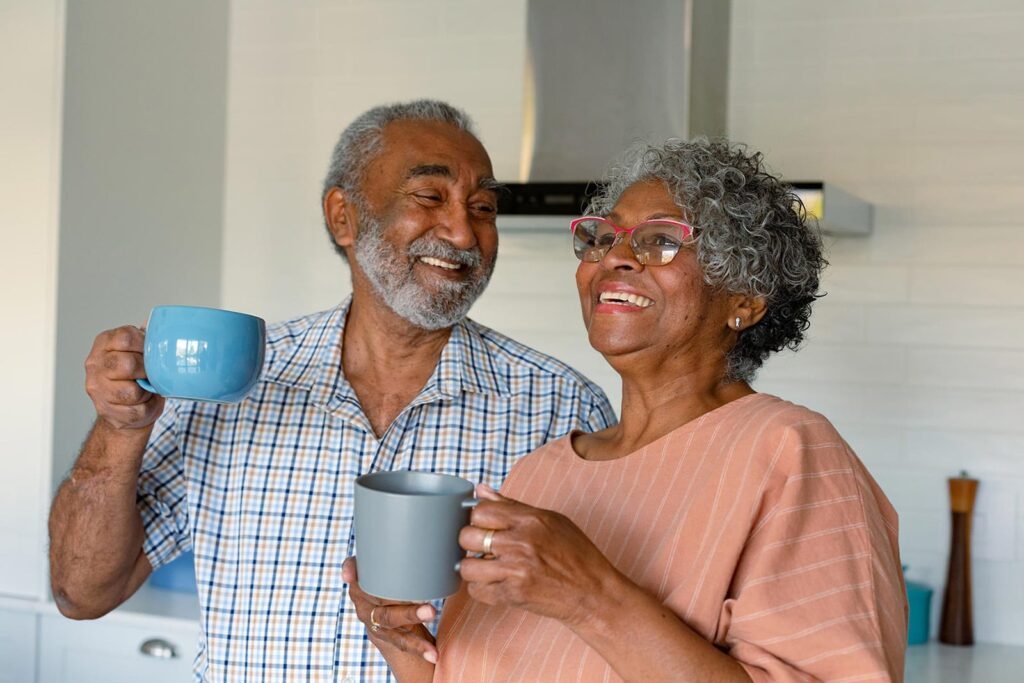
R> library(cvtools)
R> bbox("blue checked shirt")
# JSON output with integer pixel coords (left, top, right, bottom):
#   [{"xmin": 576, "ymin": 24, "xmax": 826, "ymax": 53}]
[{"xmin": 137, "ymin": 298, "xmax": 616, "ymax": 682}]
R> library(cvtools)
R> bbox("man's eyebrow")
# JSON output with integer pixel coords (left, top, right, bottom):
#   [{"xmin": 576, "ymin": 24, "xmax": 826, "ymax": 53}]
[
  {"xmin": 406, "ymin": 165, "xmax": 504, "ymax": 195},
  {"xmin": 407, "ymin": 164, "xmax": 454, "ymax": 179},
  {"xmin": 478, "ymin": 177, "xmax": 505, "ymax": 194}
]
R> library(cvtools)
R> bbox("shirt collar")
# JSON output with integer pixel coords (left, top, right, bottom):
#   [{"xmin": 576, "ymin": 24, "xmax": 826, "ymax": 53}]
[
  {"xmin": 262, "ymin": 296, "xmax": 510, "ymax": 409},
  {"xmin": 433, "ymin": 316, "xmax": 510, "ymax": 398}
]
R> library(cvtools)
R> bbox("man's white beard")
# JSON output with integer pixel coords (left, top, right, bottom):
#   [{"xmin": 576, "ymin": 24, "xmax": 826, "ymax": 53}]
[{"xmin": 353, "ymin": 201, "xmax": 494, "ymax": 331}]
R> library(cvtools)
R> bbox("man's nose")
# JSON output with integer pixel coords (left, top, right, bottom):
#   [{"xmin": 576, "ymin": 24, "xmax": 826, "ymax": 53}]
[{"xmin": 433, "ymin": 203, "xmax": 477, "ymax": 250}]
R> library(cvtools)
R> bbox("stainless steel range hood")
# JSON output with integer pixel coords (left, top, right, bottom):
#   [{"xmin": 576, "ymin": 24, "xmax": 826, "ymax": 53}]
[
  {"xmin": 499, "ymin": 0, "xmax": 872, "ymax": 236},
  {"xmin": 519, "ymin": 0, "xmax": 728, "ymax": 183}
]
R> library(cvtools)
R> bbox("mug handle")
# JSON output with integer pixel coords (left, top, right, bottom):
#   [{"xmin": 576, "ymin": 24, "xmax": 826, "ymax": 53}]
[{"xmin": 137, "ymin": 378, "xmax": 159, "ymax": 394}]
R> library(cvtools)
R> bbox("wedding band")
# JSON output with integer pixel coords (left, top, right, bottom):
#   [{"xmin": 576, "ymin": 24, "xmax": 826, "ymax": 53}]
[
  {"xmin": 482, "ymin": 528, "xmax": 496, "ymax": 555},
  {"xmin": 370, "ymin": 606, "xmax": 382, "ymax": 632}
]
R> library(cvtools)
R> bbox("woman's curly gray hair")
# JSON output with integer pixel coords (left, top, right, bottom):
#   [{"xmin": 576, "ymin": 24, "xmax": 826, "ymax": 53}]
[{"xmin": 585, "ymin": 138, "xmax": 826, "ymax": 382}]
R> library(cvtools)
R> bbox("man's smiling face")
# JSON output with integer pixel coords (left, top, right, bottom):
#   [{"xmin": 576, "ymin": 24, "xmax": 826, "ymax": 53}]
[{"xmin": 350, "ymin": 119, "xmax": 500, "ymax": 330}]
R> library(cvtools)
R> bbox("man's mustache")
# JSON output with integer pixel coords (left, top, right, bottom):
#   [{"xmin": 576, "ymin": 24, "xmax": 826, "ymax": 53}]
[{"xmin": 407, "ymin": 237, "xmax": 483, "ymax": 269}]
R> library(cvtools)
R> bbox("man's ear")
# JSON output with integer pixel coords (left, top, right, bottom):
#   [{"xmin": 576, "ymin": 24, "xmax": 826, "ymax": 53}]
[
  {"xmin": 323, "ymin": 187, "xmax": 357, "ymax": 252},
  {"xmin": 730, "ymin": 293, "xmax": 768, "ymax": 331}
]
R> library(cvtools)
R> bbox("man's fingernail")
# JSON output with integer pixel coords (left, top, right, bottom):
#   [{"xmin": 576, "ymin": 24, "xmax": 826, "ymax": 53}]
[
  {"xmin": 416, "ymin": 605, "xmax": 434, "ymax": 621},
  {"xmin": 453, "ymin": 561, "xmax": 461, "ymax": 572},
  {"xmin": 424, "ymin": 650, "xmax": 438, "ymax": 664}
]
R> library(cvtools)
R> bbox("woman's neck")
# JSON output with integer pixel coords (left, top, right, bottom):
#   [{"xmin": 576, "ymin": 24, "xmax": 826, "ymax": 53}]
[{"xmin": 577, "ymin": 351, "xmax": 754, "ymax": 461}]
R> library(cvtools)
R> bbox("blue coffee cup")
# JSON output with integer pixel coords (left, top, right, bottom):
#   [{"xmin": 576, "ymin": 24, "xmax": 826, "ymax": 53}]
[{"xmin": 137, "ymin": 305, "xmax": 266, "ymax": 403}]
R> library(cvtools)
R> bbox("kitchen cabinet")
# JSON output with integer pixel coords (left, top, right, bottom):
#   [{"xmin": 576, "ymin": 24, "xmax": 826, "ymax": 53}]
[
  {"xmin": 0, "ymin": 607, "xmax": 37, "ymax": 683},
  {"xmin": 38, "ymin": 611, "xmax": 198, "ymax": 683}
]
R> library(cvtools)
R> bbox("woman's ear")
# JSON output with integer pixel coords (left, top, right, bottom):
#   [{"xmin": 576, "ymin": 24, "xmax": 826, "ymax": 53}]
[
  {"xmin": 323, "ymin": 187, "xmax": 357, "ymax": 252},
  {"xmin": 730, "ymin": 294, "xmax": 768, "ymax": 331}
]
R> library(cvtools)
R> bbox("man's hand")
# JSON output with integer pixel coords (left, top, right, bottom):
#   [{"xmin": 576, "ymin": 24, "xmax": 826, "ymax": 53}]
[
  {"xmin": 342, "ymin": 557, "xmax": 439, "ymax": 664},
  {"xmin": 85, "ymin": 325, "xmax": 164, "ymax": 431}
]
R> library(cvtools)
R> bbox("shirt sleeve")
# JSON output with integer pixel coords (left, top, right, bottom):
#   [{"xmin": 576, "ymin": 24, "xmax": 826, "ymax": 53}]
[
  {"xmin": 582, "ymin": 382, "xmax": 617, "ymax": 432},
  {"xmin": 136, "ymin": 400, "xmax": 192, "ymax": 570},
  {"xmin": 717, "ymin": 425, "xmax": 907, "ymax": 682}
]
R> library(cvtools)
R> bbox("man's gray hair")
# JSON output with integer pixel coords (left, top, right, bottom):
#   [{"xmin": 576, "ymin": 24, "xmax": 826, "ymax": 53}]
[
  {"xmin": 586, "ymin": 137, "xmax": 827, "ymax": 383},
  {"xmin": 321, "ymin": 99, "xmax": 477, "ymax": 258}
]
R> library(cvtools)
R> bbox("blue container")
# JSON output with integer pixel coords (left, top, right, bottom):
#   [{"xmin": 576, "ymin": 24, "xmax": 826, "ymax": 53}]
[
  {"xmin": 904, "ymin": 566, "xmax": 933, "ymax": 645},
  {"xmin": 137, "ymin": 305, "xmax": 266, "ymax": 404},
  {"xmin": 150, "ymin": 550, "xmax": 197, "ymax": 594}
]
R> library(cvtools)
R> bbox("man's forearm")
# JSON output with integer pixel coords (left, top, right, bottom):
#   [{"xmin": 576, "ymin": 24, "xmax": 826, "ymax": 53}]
[{"xmin": 49, "ymin": 419, "xmax": 152, "ymax": 618}]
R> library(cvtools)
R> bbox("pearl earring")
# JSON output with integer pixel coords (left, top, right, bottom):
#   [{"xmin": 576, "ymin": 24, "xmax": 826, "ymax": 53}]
[{"xmin": 734, "ymin": 317, "xmax": 742, "ymax": 330}]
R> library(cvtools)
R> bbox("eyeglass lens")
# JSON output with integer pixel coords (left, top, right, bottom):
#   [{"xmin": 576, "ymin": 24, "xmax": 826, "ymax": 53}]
[{"xmin": 572, "ymin": 219, "xmax": 687, "ymax": 266}]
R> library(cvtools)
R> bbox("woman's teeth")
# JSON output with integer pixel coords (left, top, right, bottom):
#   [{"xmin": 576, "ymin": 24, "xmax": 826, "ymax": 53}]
[
  {"xmin": 419, "ymin": 256, "xmax": 461, "ymax": 270},
  {"xmin": 599, "ymin": 291, "xmax": 654, "ymax": 308}
]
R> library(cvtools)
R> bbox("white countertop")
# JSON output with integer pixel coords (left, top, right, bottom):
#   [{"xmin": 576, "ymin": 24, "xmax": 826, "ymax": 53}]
[{"xmin": 905, "ymin": 642, "xmax": 1024, "ymax": 682}]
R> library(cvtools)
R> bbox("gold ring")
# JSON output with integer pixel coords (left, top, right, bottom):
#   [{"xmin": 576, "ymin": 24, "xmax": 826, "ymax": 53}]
[
  {"xmin": 370, "ymin": 606, "xmax": 382, "ymax": 632},
  {"xmin": 482, "ymin": 528, "xmax": 496, "ymax": 555}
]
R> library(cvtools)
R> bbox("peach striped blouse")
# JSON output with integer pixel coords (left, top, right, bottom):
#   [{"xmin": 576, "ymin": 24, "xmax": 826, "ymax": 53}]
[{"xmin": 435, "ymin": 393, "xmax": 907, "ymax": 682}]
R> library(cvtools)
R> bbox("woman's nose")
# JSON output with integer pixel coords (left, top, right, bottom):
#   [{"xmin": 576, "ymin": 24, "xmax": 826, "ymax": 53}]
[{"xmin": 600, "ymin": 233, "xmax": 642, "ymax": 270}]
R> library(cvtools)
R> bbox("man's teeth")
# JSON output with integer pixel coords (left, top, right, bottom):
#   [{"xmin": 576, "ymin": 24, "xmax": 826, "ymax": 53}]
[
  {"xmin": 420, "ymin": 256, "xmax": 461, "ymax": 270},
  {"xmin": 599, "ymin": 291, "xmax": 654, "ymax": 308}
]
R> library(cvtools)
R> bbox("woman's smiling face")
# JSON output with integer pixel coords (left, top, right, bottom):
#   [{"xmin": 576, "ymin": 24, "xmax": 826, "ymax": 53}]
[{"xmin": 575, "ymin": 179, "xmax": 734, "ymax": 366}]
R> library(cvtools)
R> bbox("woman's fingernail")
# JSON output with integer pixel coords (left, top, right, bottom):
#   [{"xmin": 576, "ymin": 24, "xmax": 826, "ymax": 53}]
[
  {"xmin": 424, "ymin": 650, "xmax": 438, "ymax": 664},
  {"xmin": 416, "ymin": 604, "xmax": 434, "ymax": 621},
  {"xmin": 454, "ymin": 561, "xmax": 461, "ymax": 572}
]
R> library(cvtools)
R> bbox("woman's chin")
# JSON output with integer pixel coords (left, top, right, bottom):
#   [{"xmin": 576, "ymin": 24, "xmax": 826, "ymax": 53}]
[{"xmin": 587, "ymin": 330, "xmax": 649, "ymax": 359}]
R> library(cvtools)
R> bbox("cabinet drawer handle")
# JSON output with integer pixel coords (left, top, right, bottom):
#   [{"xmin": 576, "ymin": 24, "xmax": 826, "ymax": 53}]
[{"xmin": 139, "ymin": 638, "xmax": 178, "ymax": 659}]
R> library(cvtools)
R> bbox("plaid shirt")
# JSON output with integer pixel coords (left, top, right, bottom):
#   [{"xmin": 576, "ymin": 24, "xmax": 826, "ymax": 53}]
[{"xmin": 137, "ymin": 298, "xmax": 615, "ymax": 682}]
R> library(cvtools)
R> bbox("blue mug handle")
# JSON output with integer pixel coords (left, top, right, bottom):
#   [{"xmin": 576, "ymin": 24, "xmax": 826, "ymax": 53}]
[{"xmin": 137, "ymin": 377, "xmax": 159, "ymax": 394}]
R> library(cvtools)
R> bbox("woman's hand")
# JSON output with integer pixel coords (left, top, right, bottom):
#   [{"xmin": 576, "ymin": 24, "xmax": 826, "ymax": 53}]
[
  {"xmin": 342, "ymin": 557, "xmax": 438, "ymax": 664},
  {"xmin": 457, "ymin": 484, "xmax": 625, "ymax": 630}
]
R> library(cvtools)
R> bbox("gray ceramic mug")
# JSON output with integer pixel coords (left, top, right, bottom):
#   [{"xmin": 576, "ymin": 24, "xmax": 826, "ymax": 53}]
[{"xmin": 353, "ymin": 470, "xmax": 477, "ymax": 602}]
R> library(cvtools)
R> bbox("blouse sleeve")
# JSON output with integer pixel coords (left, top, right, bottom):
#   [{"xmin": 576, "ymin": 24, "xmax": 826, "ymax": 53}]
[{"xmin": 716, "ymin": 423, "xmax": 907, "ymax": 682}]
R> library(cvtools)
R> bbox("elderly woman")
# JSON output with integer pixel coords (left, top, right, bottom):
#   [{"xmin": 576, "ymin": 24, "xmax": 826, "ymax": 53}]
[{"xmin": 344, "ymin": 138, "xmax": 907, "ymax": 681}]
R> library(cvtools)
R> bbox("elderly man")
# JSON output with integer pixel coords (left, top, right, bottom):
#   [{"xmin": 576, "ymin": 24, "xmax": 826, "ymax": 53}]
[{"xmin": 48, "ymin": 99, "xmax": 615, "ymax": 681}]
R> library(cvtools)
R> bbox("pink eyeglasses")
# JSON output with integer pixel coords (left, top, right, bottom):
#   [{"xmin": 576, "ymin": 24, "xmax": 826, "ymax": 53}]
[{"xmin": 569, "ymin": 216, "xmax": 697, "ymax": 266}]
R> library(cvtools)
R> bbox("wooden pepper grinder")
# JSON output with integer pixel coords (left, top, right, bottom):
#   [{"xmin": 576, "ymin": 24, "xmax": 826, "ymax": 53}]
[{"xmin": 939, "ymin": 470, "xmax": 979, "ymax": 645}]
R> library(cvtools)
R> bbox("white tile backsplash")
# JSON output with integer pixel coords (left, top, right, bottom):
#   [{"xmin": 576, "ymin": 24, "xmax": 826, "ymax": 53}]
[
  {"xmin": 908, "ymin": 348, "xmax": 1024, "ymax": 391},
  {"xmin": 820, "ymin": 264, "xmax": 911, "ymax": 304},
  {"xmin": 910, "ymin": 266, "xmax": 1024, "ymax": 307},
  {"xmin": 866, "ymin": 306, "xmax": 1024, "ymax": 348},
  {"xmin": 972, "ymin": 484, "xmax": 1019, "ymax": 562}
]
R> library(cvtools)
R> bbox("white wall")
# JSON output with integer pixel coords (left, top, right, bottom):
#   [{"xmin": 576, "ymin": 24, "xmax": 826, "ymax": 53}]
[
  {"xmin": 220, "ymin": 0, "xmax": 528, "ymax": 321},
  {"xmin": 729, "ymin": 0, "xmax": 1024, "ymax": 645},
  {"xmin": 0, "ymin": 0, "xmax": 65, "ymax": 600},
  {"xmin": 51, "ymin": 0, "xmax": 230, "ymax": 486}
]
